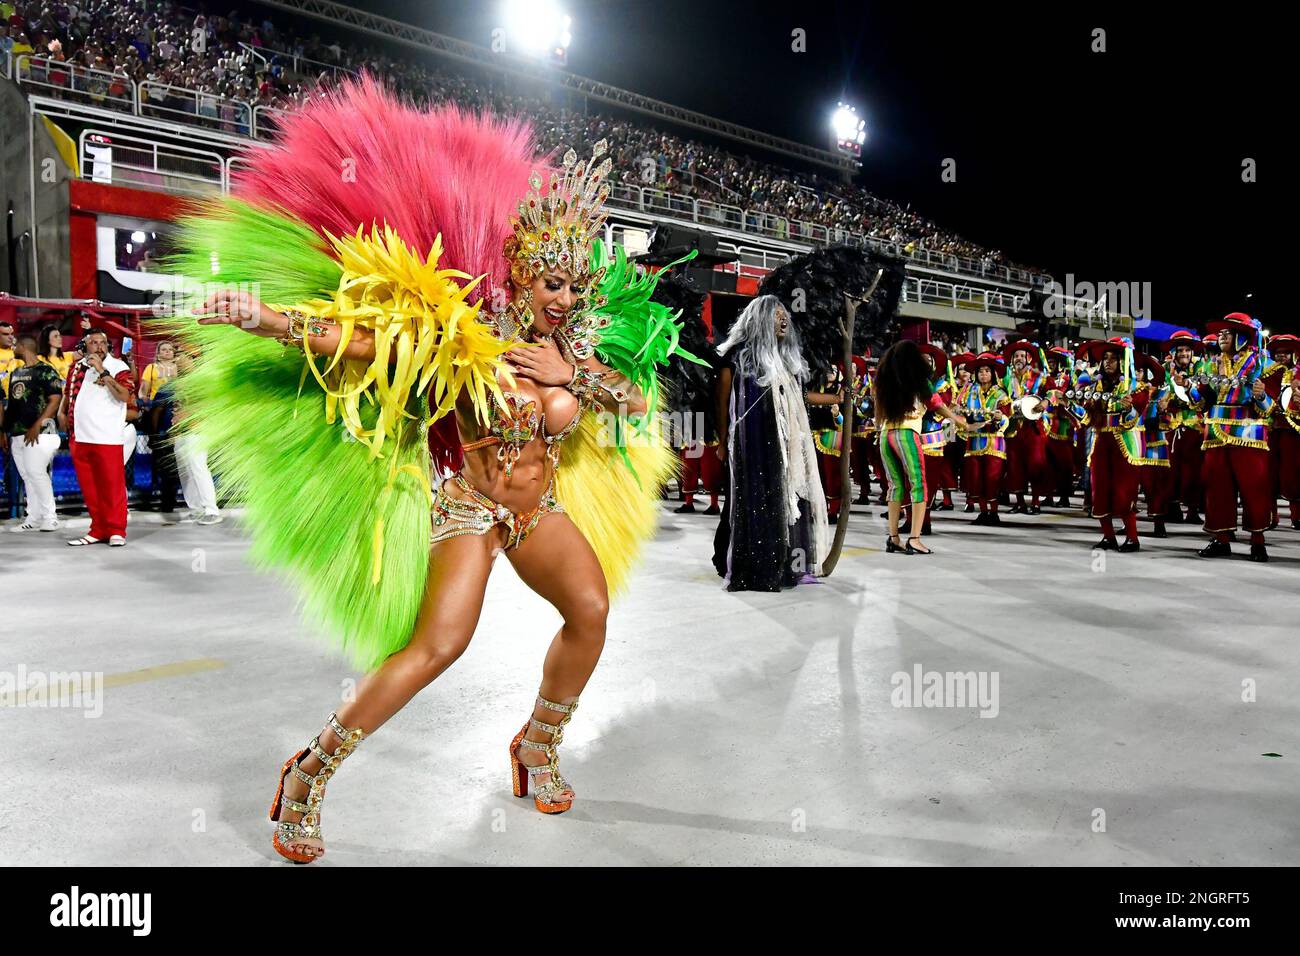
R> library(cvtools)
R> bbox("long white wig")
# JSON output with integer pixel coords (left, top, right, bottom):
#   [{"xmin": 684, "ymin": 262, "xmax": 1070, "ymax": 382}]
[{"xmin": 716, "ymin": 294, "xmax": 809, "ymax": 387}]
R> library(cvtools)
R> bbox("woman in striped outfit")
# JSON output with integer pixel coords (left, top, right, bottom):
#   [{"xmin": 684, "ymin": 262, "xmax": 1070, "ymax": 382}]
[{"xmin": 875, "ymin": 340, "xmax": 967, "ymax": 554}]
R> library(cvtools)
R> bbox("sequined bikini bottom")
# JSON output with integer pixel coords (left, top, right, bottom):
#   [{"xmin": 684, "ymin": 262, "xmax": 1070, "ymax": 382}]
[{"xmin": 430, "ymin": 473, "xmax": 564, "ymax": 552}]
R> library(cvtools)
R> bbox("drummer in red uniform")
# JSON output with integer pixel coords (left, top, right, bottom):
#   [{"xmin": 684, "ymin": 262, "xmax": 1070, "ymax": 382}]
[
  {"xmin": 1042, "ymin": 346, "xmax": 1079, "ymax": 508},
  {"xmin": 1265, "ymin": 334, "xmax": 1300, "ymax": 530},
  {"xmin": 1061, "ymin": 337, "xmax": 1151, "ymax": 552},
  {"xmin": 1161, "ymin": 329, "xmax": 1206, "ymax": 526},
  {"xmin": 1001, "ymin": 340, "xmax": 1050, "ymax": 515},
  {"xmin": 1172, "ymin": 313, "xmax": 1277, "ymax": 562}
]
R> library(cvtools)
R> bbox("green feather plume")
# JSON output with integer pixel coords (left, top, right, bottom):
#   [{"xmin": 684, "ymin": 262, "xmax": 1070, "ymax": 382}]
[
  {"xmin": 154, "ymin": 198, "xmax": 431, "ymax": 672},
  {"xmin": 587, "ymin": 239, "xmax": 708, "ymax": 473}
]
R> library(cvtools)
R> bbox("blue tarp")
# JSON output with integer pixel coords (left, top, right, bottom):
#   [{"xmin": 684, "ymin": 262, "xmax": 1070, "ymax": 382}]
[{"xmin": 1133, "ymin": 319, "xmax": 1187, "ymax": 342}]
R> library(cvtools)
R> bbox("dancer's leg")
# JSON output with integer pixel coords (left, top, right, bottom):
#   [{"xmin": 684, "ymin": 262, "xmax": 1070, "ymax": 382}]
[
  {"xmin": 506, "ymin": 512, "xmax": 609, "ymax": 799},
  {"xmin": 276, "ymin": 531, "xmax": 498, "ymax": 858}
]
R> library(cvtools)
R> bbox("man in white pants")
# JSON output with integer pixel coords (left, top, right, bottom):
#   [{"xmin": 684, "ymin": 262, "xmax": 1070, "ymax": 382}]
[
  {"xmin": 174, "ymin": 432, "xmax": 222, "ymax": 525},
  {"xmin": 2, "ymin": 333, "xmax": 64, "ymax": 531}
]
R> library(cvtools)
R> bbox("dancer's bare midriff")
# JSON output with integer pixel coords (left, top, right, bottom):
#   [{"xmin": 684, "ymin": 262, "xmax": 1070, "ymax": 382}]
[{"xmin": 450, "ymin": 371, "xmax": 580, "ymax": 515}]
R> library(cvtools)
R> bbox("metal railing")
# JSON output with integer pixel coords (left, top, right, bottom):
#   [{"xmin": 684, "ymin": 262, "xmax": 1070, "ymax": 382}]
[
  {"xmin": 902, "ymin": 278, "xmax": 1027, "ymax": 316},
  {"xmin": 606, "ymin": 180, "xmax": 1041, "ymax": 287},
  {"xmin": 252, "ymin": 104, "xmax": 291, "ymax": 139},
  {"xmin": 15, "ymin": 55, "xmax": 278, "ymax": 138},
  {"xmin": 239, "ymin": 40, "xmax": 360, "ymax": 81},
  {"xmin": 137, "ymin": 80, "xmax": 253, "ymax": 136},
  {"xmin": 15, "ymin": 55, "xmax": 136, "ymax": 113},
  {"xmin": 79, "ymin": 129, "xmax": 225, "ymax": 196},
  {"xmin": 901, "ymin": 277, "xmax": 1119, "ymax": 329},
  {"xmin": 715, "ymin": 244, "xmax": 793, "ymax": 272}
]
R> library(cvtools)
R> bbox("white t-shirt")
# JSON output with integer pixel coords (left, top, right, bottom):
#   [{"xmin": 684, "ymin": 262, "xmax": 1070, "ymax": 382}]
[{"xmin": 73, "ymin": 355, "xmax": 130, "ymax": 445}]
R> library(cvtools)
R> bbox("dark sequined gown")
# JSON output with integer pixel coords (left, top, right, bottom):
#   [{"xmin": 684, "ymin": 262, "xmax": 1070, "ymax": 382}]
[{"xmin": 712, "ymin": 359, "xmax": 817, "ymax": 591}]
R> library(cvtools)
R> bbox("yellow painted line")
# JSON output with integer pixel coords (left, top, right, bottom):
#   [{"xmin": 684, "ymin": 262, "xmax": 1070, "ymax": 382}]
[
  {"xmin": 102, "ymin": 658, "xmax": 227, "ymax": 688},
  {"xmin": 839, "ymin": 546, "xmax": 872, "ymax": 557}
]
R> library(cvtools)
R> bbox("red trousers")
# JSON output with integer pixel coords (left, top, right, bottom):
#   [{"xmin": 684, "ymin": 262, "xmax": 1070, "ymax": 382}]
[
  {"xmin": 923, "ymin": 452, "xmax": 955, "ymax": 493},
  {"xmin": 1204, "ymin": 444, "xmax": 1271, "ymax": 534},
  {"xmin": 679, "ymin": 443, "xmax": 722, "ymax": 495},
  {"xmin": 852, "ymin": 434, "xmax": 883, "ymax": 498},
  {"xmin": 1169, "ymin": 426, "xmax": 1204, "ymax": 511},
  {"xmin": 1089, "ymin": 432, "xmax": 1140, "ymax": 520},
  {"xmin": 1046, "ymin": 437, "xmax": 1076, "ymax": 497},
  {"xmin": 1138, "ymin": 465, "xmax": 1172, "ymax": 517},
  {"xmin": 1269, "ymin": 428, "xmax": 1300, "ymax": 507},
  {"xmin": 964, "ymin": 454, "xmax": 1004, "ymax": 508},
  {"xmin": 818, "ymin": 450, "xmax": 844, "ymax": 517},
  {"xmin": 70, "ymin": 437, "xmax": 128, "ymax": 539},
  {"xmin": 1004, "ymin": 427, "xmax": 1049, "ymax": 495}
]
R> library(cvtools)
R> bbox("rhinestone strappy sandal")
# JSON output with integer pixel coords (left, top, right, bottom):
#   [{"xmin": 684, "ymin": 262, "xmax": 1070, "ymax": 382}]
[
  {"xmin": 509, "ymin": 694, "xmax": 579, "ymax": 814},
  {"xmin": 269, "ymin": 712, "xmax": 365, "ymax": 863}
]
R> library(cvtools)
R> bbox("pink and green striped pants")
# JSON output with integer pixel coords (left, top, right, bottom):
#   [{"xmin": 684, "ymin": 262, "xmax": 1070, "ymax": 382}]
[{"xmin": 879, "ymin": 427, "xmax": 928, "ymax": 504}]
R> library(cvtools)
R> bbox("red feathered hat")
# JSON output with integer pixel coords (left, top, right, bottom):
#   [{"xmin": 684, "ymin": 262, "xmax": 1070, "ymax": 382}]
[
  {"xmin": 1205, "ymin": 312, "xmax": 1261, "ymax": 335},
  {"xmin": 1001, "ymin": 339, "xmax": 1040, "ymax": 366},
  {"xmin": 1075, "ymin": 336, "xmax": 1131, "ymax": 364},
  {"xmin": 1267, "ymin": 334, "xmax": 1300, "ymax": 358},
  {"xmin": 1163, "ymin": 329, "xmax": 1203, "ymax": 353},
  {"xmin": 950, "ymin": 351, "xmax": 976, "ymax": 368},
  {"xmin": 959, "ymin": 351, "xmax": 1006, "ymax": 375},
  {"xmin": 917, "ymin": 342, "xmax": 949, "ymax": 370},
  {"xmin": 1134, "ymin": 351, "xmax": 1165, "ymax": 387}
]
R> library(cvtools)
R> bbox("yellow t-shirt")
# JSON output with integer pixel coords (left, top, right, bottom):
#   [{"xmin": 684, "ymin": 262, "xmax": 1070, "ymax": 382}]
[
  {"xmin": 38, "ymin": 353, "xmax": 73, "ymax": 381},
  {"xmin": 0, "ymin": 349, "xmax": 25, "ymax": 398},
  {"xmin": 140, "ymin": 362, "xmax": 178, "ymax": 400}
]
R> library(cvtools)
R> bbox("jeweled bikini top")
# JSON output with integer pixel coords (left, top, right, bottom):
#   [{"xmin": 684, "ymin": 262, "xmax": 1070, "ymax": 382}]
[{"xmin": 461, "ymin": 390, "xmax": 582, "ymax": 480}]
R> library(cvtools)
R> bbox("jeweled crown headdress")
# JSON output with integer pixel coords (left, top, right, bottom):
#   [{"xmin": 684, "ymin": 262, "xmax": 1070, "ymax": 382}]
[{"xmin": 509, "ymin": 138, "xmax": 612, "ymax": 282}]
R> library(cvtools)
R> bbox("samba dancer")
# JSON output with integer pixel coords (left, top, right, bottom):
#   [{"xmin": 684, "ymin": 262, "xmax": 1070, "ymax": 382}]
[{"xmin": 171, "ymin": 79, "xmax": 698, "ymax": 862}]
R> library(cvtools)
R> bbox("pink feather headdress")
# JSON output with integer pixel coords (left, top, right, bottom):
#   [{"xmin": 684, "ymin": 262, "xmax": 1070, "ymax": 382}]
[{"xmin": 230, "ymin": 74, "xmax": 542, "ymax": 472}]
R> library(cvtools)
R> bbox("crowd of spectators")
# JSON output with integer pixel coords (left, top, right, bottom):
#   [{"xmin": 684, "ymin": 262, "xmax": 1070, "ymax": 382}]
[{"xmin": 1, "ymin": 0, "xmax": 1040, "ymax": 276}]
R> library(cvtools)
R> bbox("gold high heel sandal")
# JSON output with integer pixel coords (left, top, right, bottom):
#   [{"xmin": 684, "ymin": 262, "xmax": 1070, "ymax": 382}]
[
  {"xmin": 509, "ymin": 694, "xmax": 579, "ymax": 814},
  {"xmin": 269, "ymin": 712, "xmax": 366, "ymax": 863}
]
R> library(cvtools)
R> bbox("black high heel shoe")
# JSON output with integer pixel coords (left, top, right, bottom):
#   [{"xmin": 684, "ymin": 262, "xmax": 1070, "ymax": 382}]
[
  {"xmin": 905, "ymin": 536, "xmax": 933, "ymax": 555},
  {"xmin": 885, "ymin": 535, "xmax": 907, "ymax": 554}
]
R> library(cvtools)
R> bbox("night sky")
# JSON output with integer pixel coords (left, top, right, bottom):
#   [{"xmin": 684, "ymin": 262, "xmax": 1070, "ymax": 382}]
[{"xmin": 335, "ymin": 0, "xmax": 1278, "ymax": 332}]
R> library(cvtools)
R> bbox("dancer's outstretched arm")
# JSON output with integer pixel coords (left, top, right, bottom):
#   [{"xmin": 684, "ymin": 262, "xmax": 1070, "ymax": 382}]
[{"xmin": 197, "ymin": 288, "xmax": 379, "ymax": 362}]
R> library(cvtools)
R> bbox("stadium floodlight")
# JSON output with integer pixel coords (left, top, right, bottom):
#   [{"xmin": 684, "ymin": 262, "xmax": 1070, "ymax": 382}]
[
  {"xmin": 131, "ymin": 230, "xmax": 147, "ymax": 242},
  {"xmin": 831, "ymin": 102, "xmax": 866, "ymax": 158},
  {"xmin": 504, "ymin": 0, "xmax": 572, "ymax": 64}
]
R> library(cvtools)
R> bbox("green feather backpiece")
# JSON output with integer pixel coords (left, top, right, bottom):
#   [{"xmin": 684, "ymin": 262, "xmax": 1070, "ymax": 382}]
[
  {"xmin": 587, "ymin": 239, "xmax": 708, "ymax": 474},
  {"xmin": 156, "ymin": 197, "xmax": 432, "ymax": 672}
]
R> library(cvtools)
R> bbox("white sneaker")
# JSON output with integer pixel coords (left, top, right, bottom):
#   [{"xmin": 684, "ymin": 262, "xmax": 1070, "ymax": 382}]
[
  {"xmin": 39, "ymin": 519, "xmax": 61, "ymax": 532},
  {"xmin": 108, "ymin": 535, "xmax": 127, "ymax": 547},
  {"xmin": 196, "ymin": 513, "xmax": 224, "ymax": 526},
  {"xmin": 9, "ymin": 521, "xmax": 39, "ymax": 533}
]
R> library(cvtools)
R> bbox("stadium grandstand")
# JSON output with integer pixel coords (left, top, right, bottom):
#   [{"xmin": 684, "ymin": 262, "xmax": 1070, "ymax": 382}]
[{"xmin": 0, "ymin": 0, "xmax": 1127, "ymax": 515}]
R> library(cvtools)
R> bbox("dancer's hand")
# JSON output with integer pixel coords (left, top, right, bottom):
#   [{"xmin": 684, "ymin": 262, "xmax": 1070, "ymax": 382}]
[
  {"xmin": 715, "ymin": 443, "xmax": 727, "ymax": 463},
  {"xmin": 506, "ymin": 337, "xmax": 576, "ymax": 386},
  {"xmin": 196, "ymin": 288, "xmax": 289, "ymax": 337},
  {"xmin": 1252, "ymin": 379, "xmax": 1266, "ymax": 401}
]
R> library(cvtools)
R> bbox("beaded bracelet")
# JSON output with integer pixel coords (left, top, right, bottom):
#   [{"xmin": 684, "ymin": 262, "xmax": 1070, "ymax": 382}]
[{"xmin": 277, "ymin": 310, "xmax": 336, "ymax": 349}]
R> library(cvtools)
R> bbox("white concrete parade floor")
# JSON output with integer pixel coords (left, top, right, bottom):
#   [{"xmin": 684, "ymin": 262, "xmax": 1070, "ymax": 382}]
[{"xmin": 2, "ymin": 497, "xmax": 1298, "ymax": 866}]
